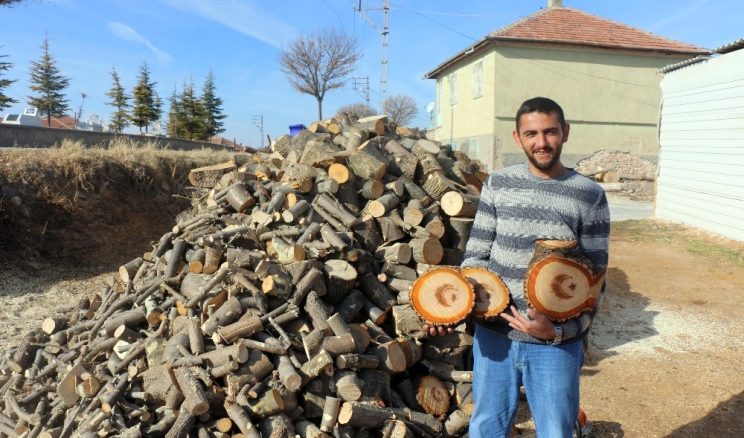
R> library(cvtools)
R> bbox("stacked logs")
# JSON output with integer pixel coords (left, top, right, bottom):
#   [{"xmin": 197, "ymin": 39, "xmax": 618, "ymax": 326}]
[{"xmin": 0, "ymin": 114, "xmax": 486, "ymax": 438}]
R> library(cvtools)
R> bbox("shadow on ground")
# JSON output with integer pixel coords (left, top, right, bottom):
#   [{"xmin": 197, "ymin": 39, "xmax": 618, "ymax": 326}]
[{"xmin": 665, "ymin": 391, "xmax": 744, "ymax": 437}]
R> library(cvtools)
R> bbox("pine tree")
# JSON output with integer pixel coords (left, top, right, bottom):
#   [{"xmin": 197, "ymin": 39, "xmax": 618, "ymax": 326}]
[
  {"xmin": 131, "ymin": 61, "xmax": 160, "ymax": 133},
  {"xmin": 166, "ymin": 87, "xmax": 186, "ymax": 139},
  {"xmin": 105, "ymin": 67, "xmax": 129, "ymax": 133},
  {"xmin": 200, "ymin": 70, "xmax": 226, "ymax": 139},
  {"xmin": 180, "ymin": 81, "xmax": 206, "ymax": 141},
  {"xmin": 27, "ymin": 36, "xmax": 70, "ymax": 127},
  {"xmin": 0, "ymin": 51, "xmax": 17, "ymax": 112}
]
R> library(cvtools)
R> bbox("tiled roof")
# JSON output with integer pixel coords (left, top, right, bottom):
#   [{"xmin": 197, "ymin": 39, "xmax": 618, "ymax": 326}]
[
  {"xmin": 490, "ymin": 7, "xmax": 708, "ymax": 54},
  {"xmin": 40, "ymin": 115, "xmax": 75, "ymax": 129},
  {"xmin": 425, "ymin": 6, "xmax": 709, "ymax": 79}
]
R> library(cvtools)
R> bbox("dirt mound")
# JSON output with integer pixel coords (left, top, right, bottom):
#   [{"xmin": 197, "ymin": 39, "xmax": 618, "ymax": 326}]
[{"xmin": 0, "ymin": 140, "xmax": 234, "ymax": 268}]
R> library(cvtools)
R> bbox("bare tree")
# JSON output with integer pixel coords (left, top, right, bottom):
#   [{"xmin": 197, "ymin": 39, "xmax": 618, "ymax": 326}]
[
  {"xmin": 384, "ymin": 94, "xmax": 418, "ymax": 126},
  {"xmin": 336, "ymin": 102, "xmax": 376, "ymax": 120},
  {"xmin": 280, "ymin": 28, "xmax": 359, "ymax": 120}
]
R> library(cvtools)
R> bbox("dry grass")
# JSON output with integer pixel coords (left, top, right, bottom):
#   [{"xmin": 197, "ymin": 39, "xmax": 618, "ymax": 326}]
[
  {"xmin": 0, "ymin": 138, "xmax": 236, "ymax": 209},
  {"xmin": 613, "ymin": 219, "xmax": 744, "ymax": 267}
]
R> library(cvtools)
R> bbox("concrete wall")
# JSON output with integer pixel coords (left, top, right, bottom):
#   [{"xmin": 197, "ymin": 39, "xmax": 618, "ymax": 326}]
[
  {"xmin": 430, "ymin": 43, "xmax": 693, "ymax": 170},
  {"xmin": 656, "ymin": 49, "xmax": 744, "ymax": 241},
  {"xmin": 0, "ymin": 124, "xmax": 230, "ymax": 152}
]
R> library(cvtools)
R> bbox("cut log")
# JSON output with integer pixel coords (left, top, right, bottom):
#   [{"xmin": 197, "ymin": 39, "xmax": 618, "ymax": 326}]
[
  {"xmin": 225, "ymin": 184, "xmax": 256, "ymax": 213},
  {"xmin": 323, "ymin": 260, "xmax": 357, "ymax": 304},
  {"xmin": 348, "ymin": 152, "xmax": 386, "ymax": 181},
  {"xmin": 409, "ymin": 237, "xmax": 443, "ymax": 265},
  {"xmin": 461, "ymin": 267, "xmax": 510, "ymax": 320},
  {"xmin": 188, "ymin": 161, "xmax": 236, "ymax": 188},
  {"xmin": 360, "ymin": 179, "xmax": 384, "ymax": 200},
  {"xmin": 440, "ymin": 191, "xmax": 479, "ymax": 218},
  {"xmin": 410, "ymin": 268, "xmax": 474, "ymax": 326},
  {"xmin": 366, "ymin": 193, "xmax": 400, "ymax": 218},
  {"xmin": 173, "ymin": 367, "xmax": 210, "ymax": 416},
  {"xmin": 416, "ymin": 375, "xmax": 450, "ymax": 416},
  {"xmin": 328, "ymin": 163, "xmax": 351, "ymax": 184},
  {"xmin": 525, "ymin": 240, "xmax": 605, "ymax": 321},
  {"xmin": 446, "ymin": 217, "xmax": 474, "ymax": 252}
]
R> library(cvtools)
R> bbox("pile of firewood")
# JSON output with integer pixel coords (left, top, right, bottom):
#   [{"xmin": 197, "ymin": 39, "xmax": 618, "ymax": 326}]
[{"xmin": 0, "ymin": 114, "xmax": 487, "ymax": 438}]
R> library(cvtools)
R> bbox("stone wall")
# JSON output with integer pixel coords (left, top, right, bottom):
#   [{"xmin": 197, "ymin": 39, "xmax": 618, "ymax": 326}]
[{"xmin": 0, "ymin": 124, "xmax": 230, "ymax": 151}]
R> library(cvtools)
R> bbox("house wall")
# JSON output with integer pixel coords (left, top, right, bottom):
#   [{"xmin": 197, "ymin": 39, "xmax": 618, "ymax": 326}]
[
  {"xmin": 430, "ymin": 44, "xmax": 691, "ymax": 170},
  {"xmin": 0, "ymin": 124, "xmax": 229, "ymax": 152},
  {"xmin": 656, "ymin": 49, "xmax": 744, "ymax": 241}
]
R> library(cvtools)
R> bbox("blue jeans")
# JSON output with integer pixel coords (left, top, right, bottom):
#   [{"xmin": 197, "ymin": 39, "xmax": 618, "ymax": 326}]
[{"xmin": 469, "ymin": 325, "xmax": 584, "ymax": 438}]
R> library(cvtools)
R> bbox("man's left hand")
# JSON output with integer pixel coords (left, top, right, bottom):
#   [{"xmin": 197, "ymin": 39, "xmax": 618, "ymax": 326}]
[{"xmin": 500, "ymin": 305, "xmax": 555, "ymax": 341}]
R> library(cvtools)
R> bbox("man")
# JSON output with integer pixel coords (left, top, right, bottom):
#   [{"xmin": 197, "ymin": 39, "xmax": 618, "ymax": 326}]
[{"xmin": 428, "ymin": 97, "xmax": 610, "ymax": 437}]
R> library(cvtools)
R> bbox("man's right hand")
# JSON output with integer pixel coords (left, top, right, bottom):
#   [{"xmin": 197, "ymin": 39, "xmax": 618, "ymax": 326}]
[{"xmin": 422, "ymin": 324, "xmax": 453, "ymax": 337}]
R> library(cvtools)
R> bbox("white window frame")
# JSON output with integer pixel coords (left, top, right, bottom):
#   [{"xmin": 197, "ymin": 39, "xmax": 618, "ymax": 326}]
[
  {"xmin": 449, "ymin": 72, "xmax": 457, "ymax": 106},
  {"xmin": 472, "ymin": 60, "xmax": 483, "ymax": 99}
]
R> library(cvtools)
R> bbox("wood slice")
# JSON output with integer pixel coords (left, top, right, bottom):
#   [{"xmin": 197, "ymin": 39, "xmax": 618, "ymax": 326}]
[
  {"xmin": 461, "ymin": 267, "xmax": 510, "ymax": 319},
  {"xmin": 410, "ymin": 268, "xmax": 474, "ymax": 326},
  {"xmin": 525, "ymin": 240, "xmax": 606, "ymax": 321},
  {"xmin": 416, "ymin": 375, "xmax": 450, "ymax": 417}
]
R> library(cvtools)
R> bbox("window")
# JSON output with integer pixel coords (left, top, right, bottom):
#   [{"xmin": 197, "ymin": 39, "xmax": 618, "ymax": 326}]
[
  {"xmin": 437, "ymin": 79, "xmax": 443, "ymax": 127},
  {"xmin": 469, "ymin": 138, "xmax": 480, "ymax": 160},
  {"xmin": 449, "ymin": 73, "xmax": 457, "ymax": 106},
  {"xmin": 472, "ymin": 60, "xmax": 483, "ymax": 99}
]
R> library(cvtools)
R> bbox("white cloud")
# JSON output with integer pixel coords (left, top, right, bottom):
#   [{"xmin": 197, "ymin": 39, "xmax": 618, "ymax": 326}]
[
  {"xmin": 161, "ymin": 0, "xmax": 298, "ymax": 48},
  {"xmin": 108, "ymin": 22, "xmax": 174, "ymax": 63}
]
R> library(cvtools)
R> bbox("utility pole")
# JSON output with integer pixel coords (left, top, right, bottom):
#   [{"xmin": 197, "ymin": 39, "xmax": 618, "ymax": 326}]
[
  {"xmin": 354, "ymin": 0, "xmax": 390, "ymax": 112},
  {"xmin": 252, "ymin": 114, "xmax": 264, "ymax": 149},
  {"xmin": 352, "ymin": 76, "xmax": 370, "ymax": 106}
]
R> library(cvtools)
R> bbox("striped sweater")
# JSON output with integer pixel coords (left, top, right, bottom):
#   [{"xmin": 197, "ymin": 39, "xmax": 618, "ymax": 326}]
[{"xmin": 462, "ymin": 163, "xmax": 610, "ymax": 344}]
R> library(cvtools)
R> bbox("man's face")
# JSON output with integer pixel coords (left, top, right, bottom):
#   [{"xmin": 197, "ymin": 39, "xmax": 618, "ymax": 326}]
[{"xmin": 513, "ymin": 111, "xmax": 570, "ymax": 177}]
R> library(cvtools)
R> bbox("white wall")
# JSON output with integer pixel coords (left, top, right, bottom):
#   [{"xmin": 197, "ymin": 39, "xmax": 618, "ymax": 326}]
[{"xmin": 657, "ymin": 49, "xmax": 744, "ymax": 241}]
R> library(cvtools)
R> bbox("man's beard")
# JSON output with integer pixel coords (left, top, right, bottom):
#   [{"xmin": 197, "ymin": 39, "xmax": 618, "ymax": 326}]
[{"xmin": 525, "ymin": 146, "xmax": 562, "ymax": 171}]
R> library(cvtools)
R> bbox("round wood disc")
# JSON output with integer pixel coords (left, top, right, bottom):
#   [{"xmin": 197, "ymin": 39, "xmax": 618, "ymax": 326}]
[
  {"xmin": 525, "ymin": 256, "xmax": 605, "ymax": 321},
  {"xmin": 410, "ymin": 268, "xmax": 474, "ymax": 326},
  {"xmin": 461, "ymin": 267, "xmax": 510, "ymax": 319}
]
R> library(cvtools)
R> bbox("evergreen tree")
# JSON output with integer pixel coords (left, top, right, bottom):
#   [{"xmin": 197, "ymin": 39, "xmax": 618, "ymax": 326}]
[
  {"xmin": 0, "ymin": 51, "xmax": 17, "ymax": 112},
  {"xmin": 180, "ymin": 81, "xmax": 206, "ymax": 141},
  {"xmin": 200, "ymin": 70, "xmax": 226, "ymax": 139},
  {"xmin": 27, "ymin": 36, "xmax": 70, "ymax": 127},
  {"xmin": 105, "ymin": 67, "xmax": 129, "ymax": 133},
  {"xmin": 166, "ymin": 87, "xmax": 186, "ymax": 139},
  {"xmin": 131, "ymin": 61, "xmax": 160, "ymax": 133}
]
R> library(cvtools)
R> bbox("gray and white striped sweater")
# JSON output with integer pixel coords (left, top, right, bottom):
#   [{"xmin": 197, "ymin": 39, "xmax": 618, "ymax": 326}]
[{"xmin": 462, "ymin": 163, "xmax": 610, "ymax": 344}]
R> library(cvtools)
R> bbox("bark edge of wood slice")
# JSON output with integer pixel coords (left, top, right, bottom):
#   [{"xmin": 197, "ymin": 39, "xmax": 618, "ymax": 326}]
[
  {"xmin": 524, "ymin": 240, "xmax": 605, "ymax": 321},
  {"xmin": 461, "ymin": 267, "xmax": 510, "ymax": 319},
  {"xmin": 410, "ymin": 267, "xmax": 474, "ymax": 326}
]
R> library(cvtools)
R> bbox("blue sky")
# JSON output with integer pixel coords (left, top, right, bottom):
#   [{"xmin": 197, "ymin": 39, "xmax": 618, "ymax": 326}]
[{"xmin": 1, "ymin": 0, "xmax": 740, "ymax": 147}]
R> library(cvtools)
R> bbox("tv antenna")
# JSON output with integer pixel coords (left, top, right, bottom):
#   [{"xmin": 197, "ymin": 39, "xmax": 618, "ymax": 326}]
[
  {"xmin": 352, "ymin": 76, "xmax": 370, "ymax": 105},
  {"xmin": 252, "ymin": 114, "xmax": 264, "ymax": 149}
]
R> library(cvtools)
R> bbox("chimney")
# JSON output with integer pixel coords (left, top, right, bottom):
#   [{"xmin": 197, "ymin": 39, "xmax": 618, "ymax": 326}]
[{"xmin": 548, "ymin": 0, "xmax": 563, "ymax": 7}]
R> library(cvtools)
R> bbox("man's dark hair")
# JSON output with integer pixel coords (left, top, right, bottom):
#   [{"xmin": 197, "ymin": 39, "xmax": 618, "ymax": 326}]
[{"xmin": 515, "ymin": 97, "xmax": 566, "ymax": 131}]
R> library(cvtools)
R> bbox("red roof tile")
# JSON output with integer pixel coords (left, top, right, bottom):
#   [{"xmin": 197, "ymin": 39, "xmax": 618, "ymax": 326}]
[{"xmin": 490, "ymin": 7, "xmax": 708, "ymax": 54}]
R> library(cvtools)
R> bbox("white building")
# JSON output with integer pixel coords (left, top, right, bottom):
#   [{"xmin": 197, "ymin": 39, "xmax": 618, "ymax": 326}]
[{"xmin": 656, "ymin": 39, "xmax": 744, "ymax": 241}]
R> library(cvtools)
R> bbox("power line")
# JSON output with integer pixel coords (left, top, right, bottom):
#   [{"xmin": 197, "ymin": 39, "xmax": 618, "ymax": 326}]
[{"xmin": 389, "ymin": 1, "xmax": 479, "ymax": 42}]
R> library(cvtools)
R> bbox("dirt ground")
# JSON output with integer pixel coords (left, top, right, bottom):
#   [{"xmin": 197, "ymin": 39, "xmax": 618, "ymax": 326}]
[{"xmin": 1, "ymin": 147, "xmax": 743, "ymax": 437}]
